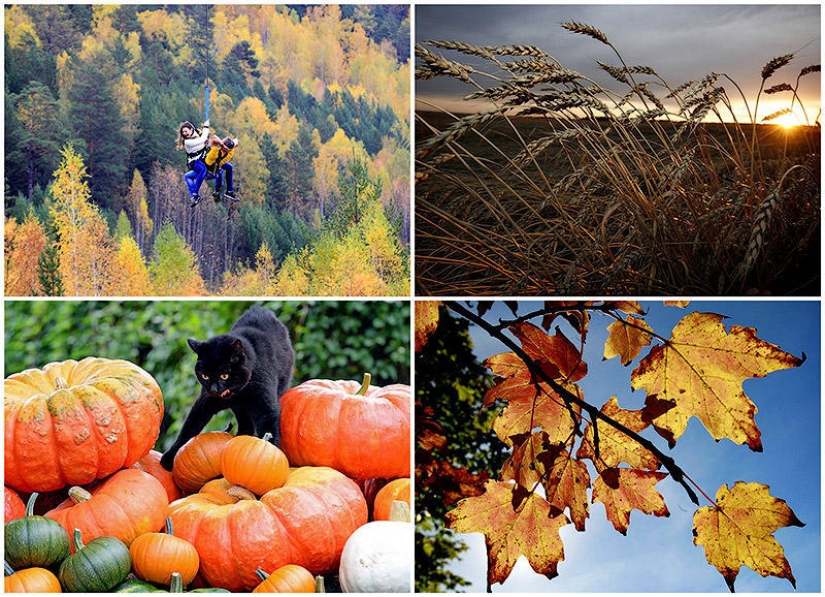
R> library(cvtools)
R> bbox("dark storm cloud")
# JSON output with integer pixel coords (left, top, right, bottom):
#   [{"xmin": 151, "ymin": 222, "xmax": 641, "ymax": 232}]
[{"xmin": 416, "ymin": 4, "xmax": 821, "ymax": 115}]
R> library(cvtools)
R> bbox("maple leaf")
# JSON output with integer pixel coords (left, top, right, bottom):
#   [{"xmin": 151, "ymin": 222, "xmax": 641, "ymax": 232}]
[
  {"xmin": 501, "ymin": 431, "xmax": 547, "ymax": 490},
  {"xmin": 415, "ymin": 300, "xmax": 441, "ymax": 352},
  {"xmin": 483, "ymin": 351, "xmax": 549, "ymax": 407},
  {"xmin": 510, "ymin": 321, "xmax": 588, "ymax": 382},
  {"xmin": 537, "ymin": 444, "xmax": 591, "ymax": 531},
  {"xmin": 604, "ymin": 314, "xmax": 654, "ymax": 366},
  {"xmin": 591, "ymin": 468, "xmax": 670, "ymax": 534},
  {"xmin": 492, "ymin": 381, "xmax": 581, "ymax": 447},
  {"xmin": 446, "ymin": 481, "xmax": 569, "ymax": 585},
  {"xmin": 631, "ymin": 312, "xmax": 804, "ymax": 450},
  {"xmin": 693, "ymin": 481, "xmax": 805, "ymax": 591},
  {"xmin": 576, "ymin": 396, "xmax": 662, "ymax": 472}
]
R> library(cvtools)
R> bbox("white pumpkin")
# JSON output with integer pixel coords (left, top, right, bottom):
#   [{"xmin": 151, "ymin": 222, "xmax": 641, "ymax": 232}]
[{"xmin": 338, "ymin": 501, "xmax": 412, "ymax": 593}]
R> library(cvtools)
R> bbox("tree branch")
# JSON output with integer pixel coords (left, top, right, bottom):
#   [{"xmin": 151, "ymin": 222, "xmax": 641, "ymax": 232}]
[{"xmin": 448, "ymin": 301, "xmax": 700, "ymax": 506}]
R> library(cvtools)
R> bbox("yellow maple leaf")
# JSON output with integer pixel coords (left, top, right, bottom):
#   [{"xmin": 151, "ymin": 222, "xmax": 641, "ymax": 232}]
[
  {"xmin": 576, "ymin": 396, "xmax": 661, "ymax": 472},
  {"xmin": 604, "ymin": 314, "xmax": 653, "ymax": 366},
  {"xmin": 693, "ymin": 481, "xmax": 804, "ymax": 591},
  {"xmin": 591, "ymin": 468, "xmax": 669, "ymax": 534},
  {"xmin": 446, "ymin": 481, "xmax": 569, "ymax": 585},
  {"xmin": 631, "ymin": 312, "xmax": 803, "ymax": 450}
]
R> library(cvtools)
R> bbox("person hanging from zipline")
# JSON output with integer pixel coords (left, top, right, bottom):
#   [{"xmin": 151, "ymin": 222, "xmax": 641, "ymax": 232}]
[
  {"xmin": 203, "ymin": 135, "xmax": 240, "ymax": 203},
  {"xmin": 178, "ymin": 119, "xmax": 211, "ymax": 207}
]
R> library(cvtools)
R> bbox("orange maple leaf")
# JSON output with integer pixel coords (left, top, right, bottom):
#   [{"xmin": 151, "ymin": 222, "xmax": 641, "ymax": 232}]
[
  {"xmin": 591, "ymin": 468, "xmax": 670, "ymax": 534},
  {"xmin": 446, "ymin": 481, "xmax": 569, "ymax": 585},
  {"xmin": 693, "ymin": 481, "xmax": 805, "ymax": 591},
  {"xmin": 604, "ymin": 314, "xmax": 653, "ymax": 366},
  {"xmin": 510, "ymin": 321, "xmax": 588, "ymax": 382},
  {"xmin": 631, "ymin": 312, "xmax": 804, "ymax": 450},
  {"xmin": 415, "ymin": 300, "xmax": 441, "ymax": 352},
  {"xmin": 576, "ymin": 396, "xmax": 661, "ymax": 472},
  {"xmin": 492, "ymin": 381, "xmax": 581, "ymax": 447}
]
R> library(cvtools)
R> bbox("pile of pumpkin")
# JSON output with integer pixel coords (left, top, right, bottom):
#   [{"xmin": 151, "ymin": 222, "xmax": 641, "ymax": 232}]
[{"xmin": 4, "ymin": 358, "xmax": 412, "ymax": 593}]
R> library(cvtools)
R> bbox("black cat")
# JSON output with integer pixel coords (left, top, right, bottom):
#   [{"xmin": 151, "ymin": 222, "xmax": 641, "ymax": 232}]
[{"xmin": 160, "ymin": 306, "xmax": 295, "ymax": 471}]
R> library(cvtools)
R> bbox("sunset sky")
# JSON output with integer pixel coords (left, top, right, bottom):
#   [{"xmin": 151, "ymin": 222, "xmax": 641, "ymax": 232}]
[
  {"xmin": 448, "ymin": 300, "xmax": 821, "ymax": 592},
  {"xmin": 416, "ymin": 4, "xmax": 821, "ymax": 126}
]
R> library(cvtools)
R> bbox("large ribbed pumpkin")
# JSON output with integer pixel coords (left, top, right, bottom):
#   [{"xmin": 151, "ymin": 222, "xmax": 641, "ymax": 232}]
[
  {"xmin": 5, "ymin": 357, "xmax": 164, "ymax": 493},
  {"xmin": 169, "ymin": 466, "xmax": 367, "ymax": 591},
  {"xmin": 45, "ymin": 468, "xmax": 168, "ymax": 548},
  {"xmin": 279, "ymin": 375, "xmax": 410, "ymax": 480}
]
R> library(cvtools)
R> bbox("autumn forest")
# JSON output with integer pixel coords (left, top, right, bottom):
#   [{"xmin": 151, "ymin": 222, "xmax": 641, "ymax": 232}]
[{"xmin": 4, "ymin": 4, "xmax": 411, "ymax": 296}]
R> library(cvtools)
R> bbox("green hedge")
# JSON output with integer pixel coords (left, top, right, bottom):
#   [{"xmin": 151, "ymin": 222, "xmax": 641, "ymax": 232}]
[{"xmin": 4, "ymin": 300, "xmax": 410, "ymax": 450}]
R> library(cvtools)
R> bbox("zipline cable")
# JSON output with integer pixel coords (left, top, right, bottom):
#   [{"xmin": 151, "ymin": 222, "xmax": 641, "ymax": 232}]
[{"xmin": 204, "ymin": 5, "xmax": 210, "ymax": 122}]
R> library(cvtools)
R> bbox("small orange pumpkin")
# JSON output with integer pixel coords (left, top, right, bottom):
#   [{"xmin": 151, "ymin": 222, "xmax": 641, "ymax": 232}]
[
  {"xmin": 252, "ymin": 564, "xmax": 315, "ymax": 593},
  {"xmin": 373, "ymin": 478, "xmax": 411, "ymax": 521},
  {"xmin": 221, "ymin": 433, "xmax": 289, "ymax": 496},
  {"xmin": 3, "ymin": 563, "xmax": 62, "ymax": 593},
  {"xmin": 172, "ymin": 431, "xmax": 234, "ymax": 494},
  {"xmin": 130, "ymin": 517, "xmax": 200, "ymax": 586}
]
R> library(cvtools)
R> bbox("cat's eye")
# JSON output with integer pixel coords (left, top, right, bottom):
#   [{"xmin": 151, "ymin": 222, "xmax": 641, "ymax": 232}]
[
  {"xmin": 220, "ymin": 374, "xmax": 229, "ymax": 380},
  {"xmin": 201, "ymin": 374, "xmax": 209, "ymax": 381}
]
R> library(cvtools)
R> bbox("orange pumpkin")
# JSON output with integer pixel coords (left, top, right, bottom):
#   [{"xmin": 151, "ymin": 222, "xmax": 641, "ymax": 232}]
[
  {"xmin": 46, "ymin": 468, "xmax": 168, "ymax": 548},
  {"xmin": 169, "ymin": 466, "xmax": 367, "ymax": 591},
  {"xmin": 172, "ymin": 431, "xmax": 234, "ymax": 494},
  {"xmin": 4, "ymin": 358, "xmax": 164, "ymax": 493},
  {"xmin": 132, "ymin": 450, "xmax": 183, "ymax": 502},
  {"xmin": 3, "ymin": 564, "xmax": 62, "ymax": 593},
  {"xmin": 221, "ymin": 434, "xmax": 289, "ymax": 496},
  {"xmin": 4, "ymin": 486, "xmax": 26, "ymax": 522},
  {"xmin": 279, "ymin": 374, "xmax": 410, "ymax": 480},
  {"xmin": 130, "ymin": 518, "xmax": 200, "ymax": 586},
  {"xmin": 253, "ymin": 564, "xmax": 315, "ymax": 593},
  {"xmin": 372, "ymin": 478, "xmax": 411, "ymax": 521}
]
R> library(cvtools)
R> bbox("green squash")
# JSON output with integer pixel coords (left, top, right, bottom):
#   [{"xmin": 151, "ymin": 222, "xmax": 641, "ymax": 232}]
[
  {"xmin": 115, "ymin": 577, "xmax": 164, "ymax": 592},
  {"xmin": 58, "ymin": 528, "xmax": 132, "ymax": 592},
  {"xmin": 4, "ymin": 492, "xmax": 70, "ymax": 569}
]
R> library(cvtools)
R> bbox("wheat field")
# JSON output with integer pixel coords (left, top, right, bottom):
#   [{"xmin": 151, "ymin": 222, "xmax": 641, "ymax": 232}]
[{"xmin": 415, "ymin": 23, "xmax": 820, "ymax": 296}]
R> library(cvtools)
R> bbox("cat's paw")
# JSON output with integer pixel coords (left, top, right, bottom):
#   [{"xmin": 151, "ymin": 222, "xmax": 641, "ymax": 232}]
[{"xmin": 160, "ymin": 451, "xmax": 175, "ymax": 471}]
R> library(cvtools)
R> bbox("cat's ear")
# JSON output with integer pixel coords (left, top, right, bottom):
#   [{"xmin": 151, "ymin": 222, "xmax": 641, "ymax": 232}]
[
  {"xmin": 188, "ymin": 338, "xmax": 203, "ymax": 353},
  {"xmin": 231, "ymin": 339, "xmax": 244, "ymax": 354}
]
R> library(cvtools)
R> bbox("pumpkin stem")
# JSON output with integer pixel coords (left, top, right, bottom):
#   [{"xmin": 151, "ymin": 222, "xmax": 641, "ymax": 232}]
[
  {"xmin": 255, "ymin": 568, "xmax": 270, "ymax": 581},
  {"xmin": 55, "ymin": 376, "xmax": 69, "ymax": 390},
  {"xmin": 169, "ymin": 572, "xmax": 183, "ymax": 593},
  {"xmin": 357, "ymin": 372, "xmax": 372, "ymax": 396},
  {"xmin": 315, "ymin": 575, "xmax": 326, "ymax": 593},
  {"xmin": 4, "ymin": 561, "xmax": 15, "ymax": 577},
  {"xmin": 24, "ymin": 492, "xmax": 39, "ymax": 517},
  {"xmin": 68, "ymin": 486, "xmax": 93, "ymax": 504},
  {"xmin": 71, "ymin": 528, "xmax": 85, "ymax": 552},
  {"xmin": 389, "ymin": 500, "xmax": 411, "ymax": 523},
  {"xmin": 226, "ymin": 485, "xmax": 257, "ymax": 501},
  {"xmin": 165, "ymin": 516, "xmax": 174, "ymax": 536},
  {"xmin": 262, "ymin": 432, "xmax": 273, "ymax": 443}
]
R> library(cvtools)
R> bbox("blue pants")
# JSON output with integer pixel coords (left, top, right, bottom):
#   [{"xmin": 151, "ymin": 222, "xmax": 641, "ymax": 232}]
[
  {"xmin": 214, "ymin": 163, "xmax": 234, "ymax": 192},
  {"xmin": 184, "ymin": 160, "xmax": 208, "ymax": 195}
]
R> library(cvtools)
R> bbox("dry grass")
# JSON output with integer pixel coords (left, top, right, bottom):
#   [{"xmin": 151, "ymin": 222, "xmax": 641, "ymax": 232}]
[{"xmin": 415, "ymin": 24, "xmax": 820, "ymax": 296}]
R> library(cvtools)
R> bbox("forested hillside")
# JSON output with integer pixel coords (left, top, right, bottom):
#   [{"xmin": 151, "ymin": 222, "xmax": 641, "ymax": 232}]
[{"xmin": 4, "ymin": 4, "xmax": 410, "ymax": 296}]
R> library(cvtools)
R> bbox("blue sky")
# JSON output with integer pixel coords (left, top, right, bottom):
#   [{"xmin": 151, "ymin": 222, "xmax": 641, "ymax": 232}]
[{"xmin": 447, "ymin": 300, "xmax": 820, "ymax": 592}]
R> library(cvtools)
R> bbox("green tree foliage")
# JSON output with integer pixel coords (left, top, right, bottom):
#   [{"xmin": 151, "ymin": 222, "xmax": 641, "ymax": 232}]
[
  {"xmin": 416, "ymin": 306, "xmax": 510, "ymax": 592},
  {"xmin": 149, "ymin": 220, "xmax": 206, "ymax": 295},
  {"xmin": 4, "ymin": 300, "xmax": 410, "ymax": 451}
]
